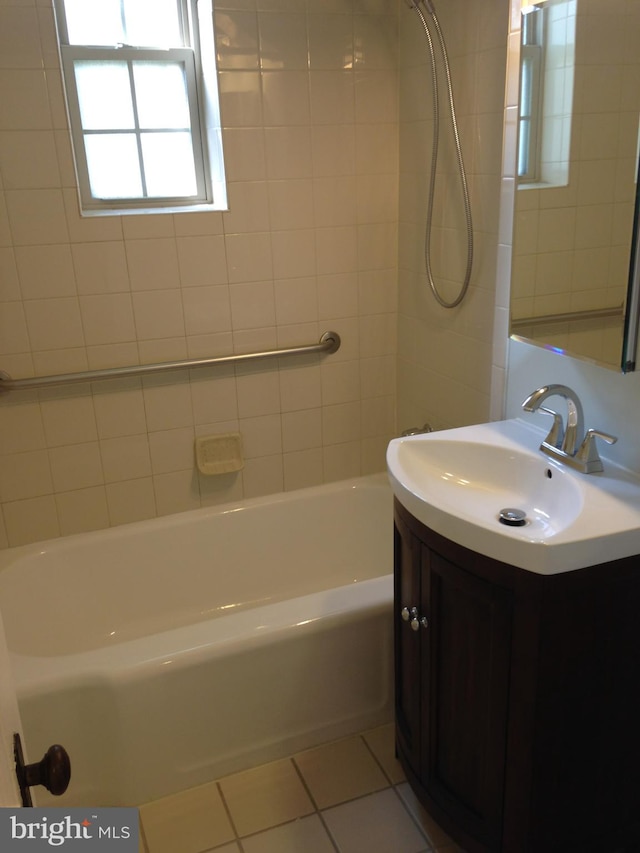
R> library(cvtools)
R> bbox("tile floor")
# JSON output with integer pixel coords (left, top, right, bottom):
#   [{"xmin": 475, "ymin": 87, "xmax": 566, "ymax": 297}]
[{"xmin": 138, "ymin": 724, "xmax": 465, "ymax": 853}]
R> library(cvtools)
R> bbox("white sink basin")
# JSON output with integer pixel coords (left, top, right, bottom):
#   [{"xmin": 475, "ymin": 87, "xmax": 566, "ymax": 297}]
[{"xmin": 387, "ymin": 419, "xmax": 640, "ymax": 574}]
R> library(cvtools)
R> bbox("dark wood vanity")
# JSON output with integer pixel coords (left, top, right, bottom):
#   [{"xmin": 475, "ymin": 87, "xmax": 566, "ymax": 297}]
[{"xmin": 394, "ymin": 499, "xmax": 640, "ymax": 853}]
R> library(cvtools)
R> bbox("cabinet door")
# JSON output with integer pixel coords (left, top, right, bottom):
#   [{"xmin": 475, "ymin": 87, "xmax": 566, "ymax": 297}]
[
  {"xmin": 393, "ymin": 514, "xmax": 422, "ymax": 780},
  {"xmin": 422, "ymin": 547, "xmax": 513, "ymax": 850}
]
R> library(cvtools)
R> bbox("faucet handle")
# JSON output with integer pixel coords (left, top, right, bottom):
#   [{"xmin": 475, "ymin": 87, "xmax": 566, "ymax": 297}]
[
  {"xmin": 537, "ymin": 406, "xmax": 565, "ymax": 449},
  {"xmin": 575, "ymin": 429, "xmax": 618, "ymax": 473}
]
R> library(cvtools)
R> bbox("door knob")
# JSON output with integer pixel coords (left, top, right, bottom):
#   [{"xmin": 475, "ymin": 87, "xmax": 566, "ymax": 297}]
[{"xmin": 14, "ymin": 733, "xmax": 71, "ymax": 807}]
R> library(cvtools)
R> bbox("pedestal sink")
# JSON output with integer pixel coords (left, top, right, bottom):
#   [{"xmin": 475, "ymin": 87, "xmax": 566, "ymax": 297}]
[{"xmin": 387, "ymin": 418, "xmax": 640, "ymax": 574}]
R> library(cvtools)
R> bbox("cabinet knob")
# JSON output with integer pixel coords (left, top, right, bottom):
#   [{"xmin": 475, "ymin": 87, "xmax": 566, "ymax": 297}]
[
  {"xmin": 401, "ymin": 606, "xmax": 428, "ymax": 631},
  {"xmin": 401, "ymin": 606, "xmax": 418, "ymax": 622}
]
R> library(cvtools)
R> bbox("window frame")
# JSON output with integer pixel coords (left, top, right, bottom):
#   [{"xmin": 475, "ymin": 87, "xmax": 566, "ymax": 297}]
[
  {"xmin": 517, "ymin": 7, "xmax": 544, "ymax": 184},
  {"xmin": 53, "ymin": 0, "xmax": 225, "ymax": 215}
]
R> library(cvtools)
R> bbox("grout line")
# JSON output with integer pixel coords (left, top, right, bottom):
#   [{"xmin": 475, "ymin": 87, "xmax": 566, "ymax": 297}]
[
  {"xmin": 290, "ymin": 755, "xmax": 341, "ymax": 853},
  {"xmin": 138, "ymin": 814, "xmax": 149, "ymax": 853},
  {"xmin": 316, "ymin": 809, "xmax": 342, "ymax": 853},
  {"xmin": 391, "ymin": 784, "xmax": 436, "ymax": 852},
  {"xmin": 215, "ymin": 779, "xmax": 243, "ymax": 849},
  {"xmin": 359, "ymin": 730, "xmax": 396, "ymax": 786},
  {"xmin": 290, "ymin": 754, "xmax": 321, "ymax": 812}
]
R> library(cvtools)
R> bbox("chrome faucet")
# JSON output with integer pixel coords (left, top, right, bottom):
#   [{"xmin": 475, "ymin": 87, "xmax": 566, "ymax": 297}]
[{"xmin": 522, "ymin": 384, "xmax": 617, "ymax": 473}]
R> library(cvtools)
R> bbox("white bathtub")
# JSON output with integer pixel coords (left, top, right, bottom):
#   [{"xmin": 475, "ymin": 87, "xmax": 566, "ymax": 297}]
[{"xmin": 0, "ymin": 474, "xmax": 393, "ymax": 807}]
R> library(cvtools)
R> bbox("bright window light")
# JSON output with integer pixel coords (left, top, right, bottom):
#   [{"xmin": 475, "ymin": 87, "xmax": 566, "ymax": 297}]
[{"xmin": 54, "ymin": 0, "xmax": 227, "ymax": 214}]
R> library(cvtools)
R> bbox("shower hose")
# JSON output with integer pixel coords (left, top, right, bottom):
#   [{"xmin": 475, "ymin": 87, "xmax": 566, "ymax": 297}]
[{"xmin": 407, "ymin": 0, "xmax": 474, "ymax": 308}]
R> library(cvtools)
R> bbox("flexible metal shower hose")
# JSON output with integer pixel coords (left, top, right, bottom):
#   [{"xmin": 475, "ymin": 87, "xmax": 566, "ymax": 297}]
[{"xmin": 410, "ymin": 0, "xmax": 474, "ymax": 308}]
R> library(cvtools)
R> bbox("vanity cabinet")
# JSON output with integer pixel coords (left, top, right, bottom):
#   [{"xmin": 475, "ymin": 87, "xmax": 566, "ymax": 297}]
[{"xmin": 394, "ymin": 499, "xmax": 640, "ymax": 853}]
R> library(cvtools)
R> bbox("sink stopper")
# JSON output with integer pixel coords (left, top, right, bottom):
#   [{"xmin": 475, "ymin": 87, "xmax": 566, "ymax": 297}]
[{"xmin": 498, "ymin": 508, "xmax": 527, "ymax": 527}]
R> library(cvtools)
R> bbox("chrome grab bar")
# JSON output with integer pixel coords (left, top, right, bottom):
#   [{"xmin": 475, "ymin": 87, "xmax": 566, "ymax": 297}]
[
  {"xmin": 0, "ymin": 331, "xmax": 341, "ymax": 393},
  {"xmin": 511, "ymin": 305, "xmax": 623, "ymax": 330}
]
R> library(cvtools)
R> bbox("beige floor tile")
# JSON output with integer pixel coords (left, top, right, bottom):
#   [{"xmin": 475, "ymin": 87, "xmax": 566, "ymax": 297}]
[
  {"xmin": 396, "ymin": 782, "xmax": 462, "ymax": 849},
  {"xmin": 218, "ymin": 758, "xmax": 314, "ymax": 837},
  {"xmin": 363, "ymin": 723, "xmax": 406, "ymax": 784},
  {"xmin": 322, "ymin": 788, "xmax": 429, "ymax": 853},
  {"xmin": 241, "ymin": 815, "xmax": 335, "ymax": 853},
  {"xmin": 140, "ymin": 781, "xmax": 234, "ymax": 853},
  {"xmin": 294, "ymin": 734, "xmax": 389, "ymax": 809}
]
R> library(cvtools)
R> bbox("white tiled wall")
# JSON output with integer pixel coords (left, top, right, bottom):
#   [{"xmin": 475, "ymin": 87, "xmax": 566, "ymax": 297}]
[
  {"xmin": 396, "ymin": 0, "xmax": 510, "ymax": 433},
  {"xmin": 0, "ymin": 0, "xmax": 400, "ymax": 547}
]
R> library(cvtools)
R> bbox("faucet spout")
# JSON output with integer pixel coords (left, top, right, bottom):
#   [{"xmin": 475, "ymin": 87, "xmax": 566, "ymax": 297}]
[{"xmin": 521, "ymin": 384, "xmax": 584, "ymax": 455}]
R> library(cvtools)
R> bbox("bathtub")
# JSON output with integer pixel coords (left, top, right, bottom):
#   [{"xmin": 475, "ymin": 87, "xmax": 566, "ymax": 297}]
[{"xmin": 0, "ymin": 474, "xmax": 393, "ymax": 807}]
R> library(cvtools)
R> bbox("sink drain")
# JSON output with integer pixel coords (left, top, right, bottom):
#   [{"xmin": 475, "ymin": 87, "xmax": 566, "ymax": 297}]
[{"xmin": 498, "ymin": 508, "xmax": 527, "ymax": 527}]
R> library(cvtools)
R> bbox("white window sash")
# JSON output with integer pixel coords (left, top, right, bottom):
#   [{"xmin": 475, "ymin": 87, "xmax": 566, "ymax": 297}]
[
  {"xmin": 61, "ymin": 44, "xmax": 211, "ymax": 210},
  {"xmin": 518, "ymin": 43, "xmax": 543, "ymax": 183}
]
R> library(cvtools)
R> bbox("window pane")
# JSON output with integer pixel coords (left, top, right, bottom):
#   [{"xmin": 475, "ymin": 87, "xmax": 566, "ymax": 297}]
[
  {"xmin": 124, "ymin": 0, "xmax": 184, "ymax": 47},
  {"xmin": 133, "ymin": 62, "xmax": 191, "ymax": 129},
  {"xmin": 85, "ymin": 134, "xmax": 143, "ymax": 198},
  {"xmin": 74, "ymin": 61, "xmax": 135, "ymax": 130},
  {"xmin": 141, "ymin": 133, "xmax": 197, "ymax": 197},
  {"xmin": 63, "ymin": 0, "xmax": 184, "ymax": 47},
  {"xmin": 63, "ymin": 0, "xmax": 124, "ymax": 45}
]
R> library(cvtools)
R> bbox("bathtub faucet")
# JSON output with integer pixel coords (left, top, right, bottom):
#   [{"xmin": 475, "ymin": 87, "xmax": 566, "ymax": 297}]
[{"xmin": 522, "ymin": 384, "xmax": 617, "ymax": 473}]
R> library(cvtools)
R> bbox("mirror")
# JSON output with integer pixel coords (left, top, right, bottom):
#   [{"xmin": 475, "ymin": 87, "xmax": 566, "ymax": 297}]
[{"xmin": 509, "ymin": 0, "xmax": 640, "ymax": 372}]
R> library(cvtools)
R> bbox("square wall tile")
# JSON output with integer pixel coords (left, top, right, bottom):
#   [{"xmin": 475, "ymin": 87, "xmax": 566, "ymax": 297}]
[
  {"xmin": 283, "ymin": 447, "xmax": 323, "ymax": 490},
  {"xmin": 177, "ymin": 235, "xmax": 229, "ymax": 287},
  {"xmin": 23, "ymin": 297, "xmax": 84, "ymax": 351},
  {"xmin": 215, "ymin": 10, "xmax": 259, "ymax": 70},
  {"xmin": 72, "ymin": 242, "xmax": 130, "ymax": 295},
  {"xmin": 56, "ymin": 486, "xmax": 109, "ymax": 536},
  {"xmin": 48, "ymin": 441, "xmax": 103, "ymax": 492},
  {"xmin": 40, "ymin": 396, "xmax": 97, "ymax": 447},
  {"xmin": 100, "ymin": 434, "xmax": 152, "ymax": 483},
  {"xmin": 223, "ymin": 129, "xmax": 267, "ymax": 182},
  {"xmin": 80, "ymin": 293, "xmax": 137, "ymax": 346},
  {"xmin": 230, "ymin": 281, "xmax": 276, "ymax": 329},
  {"xmin": 0, "ymin": 449, "xmax": 52, "ymax": 502},
  {"xmin": 218, "ymin": 71, "xmax": 263, "ymax": 127},
  {"xmin": 153, "ymin": 469, "xmax": 201, "ymax": 516},
  {"xmin": 262, "ymin": 70, "xmax": 311, "ymax": 125},
  {"xmin": 182, "ymin": 286, "xmax": 232, "ymax": 336},
  {"xmin": 0, "ymin": 301, "xmax": 29, "ymax": 354},
  {"xmin": 3, "ymin": 495, "xmax": 59, "ymax": 546},
  {"xmin": 0, "ymin": 129, "xmax": 59, "ymax": 190},
  {"xmin": 264, "ymin": 127, "xmax": 313, "ymax": 180},
  {"xmin": 258, "ymin": 12, "xmax": 308, "ymax": 70},
  {"xmin": 5, "ymin": 189, "xmax": 68, "ymax": 245},
  {"xmin": 132, "ymin": 290, "xmax": 185, "ymax": 340},
  {"xmin": 0, "ymin": 69, "xmax": 52, "ymax": 131},
  {"xmin": 225, "ymin": 233, "xmax": 273, "ymax": 284},
  {"xmin": 106, "ymin": 478, "xmax": 157, "ymax": 527},
  {"xmin": 126, "ymin": 239, "xmax": 180, "ymax": 292}
]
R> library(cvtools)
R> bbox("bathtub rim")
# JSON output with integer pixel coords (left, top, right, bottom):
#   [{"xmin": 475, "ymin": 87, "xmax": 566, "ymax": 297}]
[{"xmin": 0, "ymin": 472, "xmax": 390, "ymax": 568}]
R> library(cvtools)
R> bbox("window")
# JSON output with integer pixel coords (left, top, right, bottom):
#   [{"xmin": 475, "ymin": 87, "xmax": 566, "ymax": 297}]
[
  {"xmin": 518, "ymin": 0, "xmax": 575, "ymax": 189},
  {"xmin": 54, "ymin": 0, "xmax": 226, "ymax": 214},
  {"xmin": 518, "ymin": 6, "xmax": 543, "ymax": 182}
]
